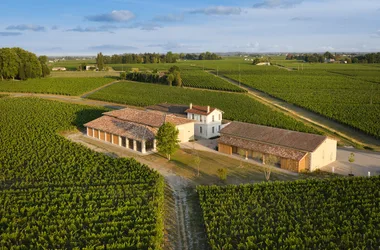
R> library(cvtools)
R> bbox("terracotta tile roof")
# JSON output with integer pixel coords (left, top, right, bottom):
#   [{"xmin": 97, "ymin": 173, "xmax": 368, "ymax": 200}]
[
  {"xmin": 185, "ymin": 105, "xmax": 216, "ymax": 115},
  {"xmin": 103, "ymin": 108, "xmax": 194, "ymax": 128},
  {"xmin": 84, "ymin": 116, "xmax": 157, "ymax": 141},
  {"xmin": 218, "ymin": 135, "xmax": 307, "ymax": 161},
  {"xmin": 220, "ymin": 121, "xmax": 327, "ymax": 152},
  {"xmin": 146, "ymin": 103, "xmax": 188, "ymax": 116}
]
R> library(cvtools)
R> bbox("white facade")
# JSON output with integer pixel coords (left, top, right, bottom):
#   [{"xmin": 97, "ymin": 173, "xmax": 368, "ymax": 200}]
[
  {"xmin": 310, "ymin": 138, "xmax": 337, "ymax": 171},
  {"xmin": 187, "ymin": 109, "xmax": 223, "ymax": 139},
  {"xmin": 176, "ymin": 122, "xmax": 195, "ymax": 143}
]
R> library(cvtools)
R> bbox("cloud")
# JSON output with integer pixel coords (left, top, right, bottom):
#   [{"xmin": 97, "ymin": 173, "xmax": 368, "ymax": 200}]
[
  {"xmin": 66, "ymin": 25, "xmax": 117, "ymax": 33},
  {"xmin": 371, "ymin": 30, "xmax": 380, "ymax": 38},
  {"xmin": 85, "ymin": 10, "xmax": 135, "ymax": 22},
  {"xmin": 6, "ymin": 24, "xmax": 45, "ymax": 32},
  {"xmin": 153, "ymin": 14, "xmax": 184, "ymax": 22},
  {"xmin": 290, "ymin": 17, "xmax": 312, "ymax": 21},
  {"xmin": 51, "ymin": 25, "xmax": 59, "ymax": 30},
  {"xmin": 189, "ymin": 6, "xmax": 242, "ymax": 15},
  {"xmin": 253, "ymin": 0, "xmax": 304, "ymax": 9},
  {"xmin": 147, "ymin": 42, "xmax": 200, "ymax": 51},
  {"xmin": 88, "ymin": 44, "xmax": 138, "ymax": 51},
  {"xmin": 128, "ymin": 22, "xmax": 161, "ymax": 31},
  {"xmin": 0, "ymin": 32, "xmax": 22, "ymax": 36}
]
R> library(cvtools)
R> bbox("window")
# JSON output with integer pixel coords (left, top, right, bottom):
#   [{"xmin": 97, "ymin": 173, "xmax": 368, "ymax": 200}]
[
  {"xmin": 212, "ymin": 127, "xmax": 215, "ymax": 133},
  {"xmin": 200, "ymin": 127, "xmax": 202, "ymax": 134},
  {"xmin": 218, "ymin": 125, "xmax": 221, "ymax": 132},
  {"xmin": 212, "ymin": 115, "xmax": 214, "ymax": 122},
  {"xmin": 192, "ymin": 114, "xmax": 194, "ymax": 120}
]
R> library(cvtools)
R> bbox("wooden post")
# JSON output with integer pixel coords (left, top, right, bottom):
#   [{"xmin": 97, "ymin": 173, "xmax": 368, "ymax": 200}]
[
  {"xmin": 133, "ymin": 140, "xmax": 137, "ymax": 151},
  {"xmin": 245, "ymin": 151, "xmax": 248, "ymax": 160},
  {"xmin": 262, "ymin": 154, "xmax": 266, "ymax": 164},
  {"xmin": 119, "ymin": 136, "xmax": 122, "ymax": 147},
  {"xmin": 126, "ymin": 138, "xmax": 129, "ymax": 148},
  {"xmin": 153, "ymin": 139, "xmax": 157, "ymax": 151}
]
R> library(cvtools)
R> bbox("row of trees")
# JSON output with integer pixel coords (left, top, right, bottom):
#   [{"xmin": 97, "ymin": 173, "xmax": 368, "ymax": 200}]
[
  {"xmin": 123, "ymin": 66, "xmax": 183, "ymax": 86},
  {"xmin": 101, "ymin": 51, "xmax": 222, "ymax": 64},
  {"xmin": 0, "ymin": 47, "xmax": 50, "ymax": 80},
  {"xmin": 287, "ymin": 51, "xmax": 380, "ymax": 64}
]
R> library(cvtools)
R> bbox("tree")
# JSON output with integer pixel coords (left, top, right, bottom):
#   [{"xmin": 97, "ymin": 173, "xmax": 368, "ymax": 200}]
[
  {"xmin": 238, "ymin": 149, "xmax": 246, "ymax": 168},
  {"xmin": 263, "ymin": 154, "xmax": 278, "ymax": 181},
  {"xmin": 156, "ymin": 122, "xmax": 180, "ymax": 160},
  {"xmin": 252, "ymin": 58, "xmax": 260, "ymax": 65},
  {"xmin": 120, "ymin": 72, "xmax": 126, "ymax": 80},
  {"xmin": 348, "ymin": 153, "xmax": 355, "ymax": 175},
  {"xmin": 173, "ymin": 71, "xmax": 182, "ymax": 87},
  {"xmin": 96, "ymin": 52, "xmax": 104, "ymax": 71},
  {"xmin": 0, "ymin": 48, "xmax": 19, "ymax": 80},
  {"xmin": 38, "ymin": 56, "xmax": 50, "ymax": 77},
  {"xmin": 167, "ymin": 73, "xmax": 174, "ymax": 86},
  {"xmin": 217, "ymin": 168, "xmax": 228, "ymax": 181}
]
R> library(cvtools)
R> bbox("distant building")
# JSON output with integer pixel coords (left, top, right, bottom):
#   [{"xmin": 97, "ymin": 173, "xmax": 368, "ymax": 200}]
[
  {"xmin": 256, "ymin": 62, "xmax": 271, "ymax": 66},
  {"xmin": 185, "ymin": 104, "xmax": 223, "ymax": 139},
  {"xmin": 86, "ymin": 65, "xmax": 98, "ymax": 71},
  {"xmin": 51, "ymin": 67, "xmax": 66, "ymax": 71},
  {"xmin": 325, "ymin": 58, "xmax": 335, "ymax": 63},
  {"xmin": 218, "ymin": 122, "xmax": 337, "ymax": 173}
]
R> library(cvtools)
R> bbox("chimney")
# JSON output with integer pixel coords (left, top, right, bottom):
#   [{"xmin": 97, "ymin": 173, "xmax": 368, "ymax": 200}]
[
  {"xmin": 207, "ymin": 106, "xmax": 210, "ymax": 113},
  {"xmin": 190, "ymin": 103, "xmax": 193, "ymax": 109}
]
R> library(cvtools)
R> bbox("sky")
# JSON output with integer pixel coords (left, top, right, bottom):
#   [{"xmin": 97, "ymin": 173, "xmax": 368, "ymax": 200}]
[{"xmin": 0, "ymin": 0, "xmax": 379, "ymax": 55}]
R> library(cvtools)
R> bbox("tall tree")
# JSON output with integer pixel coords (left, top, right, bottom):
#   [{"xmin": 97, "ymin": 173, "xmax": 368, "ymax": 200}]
[
  {"xmin": 38, "ymin": 55, "xmax": 50, "ymax": 77},
  {"xmin": 0, "ymin": 48, "xmax": 19, "ymax": 80},
  {"xmin": 96, "ymin": 52, "xmax": 104, "ymax": 71},
  {"xmin": 156, "ymin": 122, "xmax": 179, "ymax": 160}
]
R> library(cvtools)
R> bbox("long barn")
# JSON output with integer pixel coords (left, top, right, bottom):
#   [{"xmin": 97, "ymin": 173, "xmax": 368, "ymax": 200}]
[{"xmin": 218, "ymin": 122, "xmax": 337, "ymax": 172}]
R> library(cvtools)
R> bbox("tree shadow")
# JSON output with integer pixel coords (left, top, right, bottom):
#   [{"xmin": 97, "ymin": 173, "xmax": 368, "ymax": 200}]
[{"xmin": 72, "ymin": 108, "xmax": 106, "ymax": 131}]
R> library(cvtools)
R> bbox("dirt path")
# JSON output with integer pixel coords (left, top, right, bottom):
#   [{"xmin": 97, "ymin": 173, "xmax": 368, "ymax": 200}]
[
  {"xmin": 207, "ymin": 71, "xmax": 380, "ymax": 150},
  {"xmin": 80, "ymin": 80, "xmax": 120, "ymax": 98},
  {"xmin": 65, "ymin": 132, "xmax": 208, "ymax": 250},
  {"xmin": 273, "ymin": 64, "xmax": 294, "ymax": 71}
]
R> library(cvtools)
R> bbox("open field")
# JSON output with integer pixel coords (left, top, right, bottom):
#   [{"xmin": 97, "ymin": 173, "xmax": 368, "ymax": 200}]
[
  {"xmin": 0, "ymin": 78, "xmax": 114, "ymax": 96},
  {"xmin": 0, "ymin": 97, "xmax": 164, "ymax": 249},
  {"xmin": 87, "ymin": 81, "xmax": 320, "ymax": 134},
  {"xmin": 198, "ymin": 177, "xmax": 380, "ymax": 249}
]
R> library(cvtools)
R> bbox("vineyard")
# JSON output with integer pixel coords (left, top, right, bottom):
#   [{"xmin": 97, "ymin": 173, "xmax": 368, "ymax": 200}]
[
  {"xmin": 0, "ymin": 98, "xmax": 164, "ymax": 249},
  {"xmin": 181, "ymin": 70, "xmax": 245, "ymax": 92},
  {"xmin": 87, "ymin": 81, "xmax": 319, "ymax": 134},
  {"xmin": 221, "ymin": 67, "xmax": 380, "ymax": 138},
  {"xmin": 197, "ymin": 177, "xmax": 380, "ymax": 249},
  {"xmin": 0, "ymin": 78, "xmax": 114, "ymax": 96}
]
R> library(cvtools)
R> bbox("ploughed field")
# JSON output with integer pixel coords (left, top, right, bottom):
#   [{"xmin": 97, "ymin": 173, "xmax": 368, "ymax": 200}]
[
  {"xmin": 197, "ymin": 177, "xmax": 380, "ymax": 249},
  {"xmin": 219, "ymin": 64, "xmax": 380, "ymax": 139},
  {"xmin": 0, "ymin": 98, "xmax": 164, "ymax": 249},
  {"xmin": 0, "ymin": 77, "xmax": 114, "ymax": 96},
  {"xmin": 87, "ymin": 81, "xmax": 319, "ymax": 134}
]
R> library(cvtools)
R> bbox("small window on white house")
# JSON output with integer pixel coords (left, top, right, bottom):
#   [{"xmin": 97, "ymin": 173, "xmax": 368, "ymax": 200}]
[
  {"xmin": 218, "ymin": 125, "xmax": 221, "ymax": 131},
  {"xmin": 212, "ymin": 115, "xmax": 214, "ymax": 122},
  {"xmin": 200, "ymin": 127, "xmax": 202, "ymax": 134},
  {"xmin": 192, "ymin": 114, "xmax": 195, "ymax": 120},
  {"xmin": 212, "ymin": 127, "xmax": 215, "ymax": 133}
]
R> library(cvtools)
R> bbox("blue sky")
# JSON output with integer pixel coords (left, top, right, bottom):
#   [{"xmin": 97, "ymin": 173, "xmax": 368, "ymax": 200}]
[{"xmin": 0, "ymin": 0, "xmax": 379, "ymax": 55}]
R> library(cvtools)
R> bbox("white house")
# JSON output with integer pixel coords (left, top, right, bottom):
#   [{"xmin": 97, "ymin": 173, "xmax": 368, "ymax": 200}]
[
  {"xmin": 256, "ymin": 62, "xmax": 271, "ymax": 66},
  {"xmin": 185, "ymin": 103, "xmax": 223, "ymax": 139}
]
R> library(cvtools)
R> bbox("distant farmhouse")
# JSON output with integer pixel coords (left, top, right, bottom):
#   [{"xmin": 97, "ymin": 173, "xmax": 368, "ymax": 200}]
[
  {"xmin": 51, "ymin": 67, "xmax": 66, "ymax": 71},
  {"xmin": 218, "ymin": 122, "xmax": 337, "ymax": 172},
  {"xmin": 84, "ymin": 104, "xmax": 337, "ymax": 173},
  {"xmin": 256, "ymin": 62, "xmax": 271, "ymax": 66}
]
